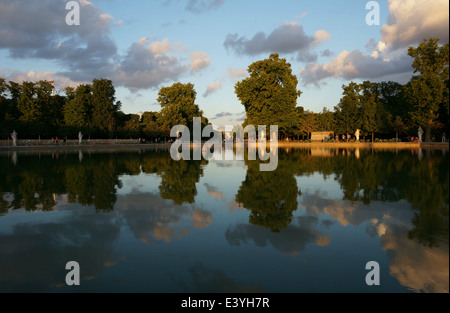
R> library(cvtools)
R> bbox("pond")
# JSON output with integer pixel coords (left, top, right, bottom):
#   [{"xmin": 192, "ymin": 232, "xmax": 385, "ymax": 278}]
[{"xmin": 0, "ymin": 146, "xmax": 448, "ymax": 293}]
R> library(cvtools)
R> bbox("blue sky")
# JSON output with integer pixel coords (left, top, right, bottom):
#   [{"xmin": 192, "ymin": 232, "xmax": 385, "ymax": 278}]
[{"xmin": 0, "ymin": 0, "xmax": 448, "ymax": 127}]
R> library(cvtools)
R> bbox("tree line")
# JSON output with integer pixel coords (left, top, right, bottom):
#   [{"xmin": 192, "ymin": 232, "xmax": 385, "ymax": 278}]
[
  {"xmin": 0, "ymin": 38, "xmax": 448, "ymax": 142},
  {"xmin": 0, "ymin": 78, "xmax": 208, "ymax": 140},
  {"xmin": 236, "ymin": 38, "xmax": 448, "ymax": 142}
]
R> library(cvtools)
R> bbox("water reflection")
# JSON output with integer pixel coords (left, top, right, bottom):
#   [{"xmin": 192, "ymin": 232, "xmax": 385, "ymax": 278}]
[
  {"xmin": 235, "ymin": 150, "xmax": 301, "ymax": 232},
  {"xmin": 0, "ymin": 147, "xmax": 448, "ymax": 292}
]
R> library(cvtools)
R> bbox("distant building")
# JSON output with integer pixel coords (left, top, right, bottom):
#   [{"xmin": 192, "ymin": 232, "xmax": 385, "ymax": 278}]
[{"xmin": 311, "ymin": 131, "xmax": 334, "ymax": 141}]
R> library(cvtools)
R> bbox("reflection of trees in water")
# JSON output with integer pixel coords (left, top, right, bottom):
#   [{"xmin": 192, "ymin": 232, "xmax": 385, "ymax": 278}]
[
  {"xmin": 0, "ymin": 150, "xmax": 206, "ymax": 212},
  {"xmin": 0, "ymin": 155, "xmax": 66, "ymax": 212},
  {"xmin": 65, "ymin": 154, "xmax": 121, "ymax": 212},
  {"xmin": 158, "ymin": 159, "xmax": 206, "ymax": 205},
  {"xmin": 235, "ymin": 150, "xmax": 301, "ymax": 232},
  {"xmin": 0, "ymin": 148, "xmax": 447, "ymax": 248},
  {"xmin": 235, "ymin": 148, "xmax": 448, "ymax": 246},
  {"xmin": 292, "ymin": 148, "xmax": 449, "ymax": 248},
  {"xmin": 138, "ymin": 151, "xmax": 207, "ymax": 205}
]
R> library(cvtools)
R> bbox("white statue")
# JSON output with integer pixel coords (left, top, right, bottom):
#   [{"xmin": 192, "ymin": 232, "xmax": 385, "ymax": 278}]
[
  {"xmin": 11, "ymin": 130, "xmax": 17, "ymax": 147},
  {"xmin": 78, "ymin": 131, "xmax": 83, "ymax": 144},
  {"xmin": 418, "ymin": 127, "xmax": 424, "ymax": 143},
  {"xmin": 260, "ymin": 129, "xmax": 266, "ymax": 142},
  {"xmin": 355, "ymin": 129, "xmax": 360, "ymax": 141}
]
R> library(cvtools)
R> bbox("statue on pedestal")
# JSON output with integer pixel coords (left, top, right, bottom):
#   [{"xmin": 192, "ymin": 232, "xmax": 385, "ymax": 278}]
[
  {"xmin": 11, "ymin": 130, "xmax": 17, "ymax": 147},
  {"xmin": 355, "ymin": 129, "xmax": 360, "ymax": 142},
  {"xmin": 418, "ymin": 127, "xmax": 423, "ymax": 143},
  {"xmin": 78, "ymin": 131, "xmax": 83, "ymax": 144}
]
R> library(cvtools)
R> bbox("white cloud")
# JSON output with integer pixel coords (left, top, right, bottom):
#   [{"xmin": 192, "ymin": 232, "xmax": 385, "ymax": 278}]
[
  {"xmin": 185, "ymin": 0, "xmax": 225, "ymax": 13},
  {"xmin": 114, "ymin": 38, "xmax": 190, "ymax": 91},
  {"xmin": 0, "ymin": 69, "xmax": 81, "ymax": 91},
  {"xmin": 0, "ymin": 1, "xmax": 209, "ymax": 92},
  {"xmin": 299, "ymin": 49, "xmax": 412, "ymax": 85},
  {"xmin": 190, "ymin": 51, "xmax": 211, "ymax": 71},
  {"xmin": 296, "ymin": 12, "xmax": 308, "ymax": 19},
  {"xmin": 150, "ymin": 38, "xmax": 175, "ymax": 55},
  {"xmin": 224, "ymin": 21, "xmax": 321, "ymax": 58},
  {"xmin": 313, "ymin": 30, "xmax": 331, "ymax": 46},
  {"xmin": 203, "ymin": 81, "xmax": 222, "ymax": 97},
  {"xmin": 298, "ymin": 0, "xmax": 448, "ymax": 85},
  {"xmin": 381, "ymin": 0, "xmax": 449, "ymax": 50},
  {"xmin": 227, "ymin": 67, "xmax": 247, "ymax": 78}
]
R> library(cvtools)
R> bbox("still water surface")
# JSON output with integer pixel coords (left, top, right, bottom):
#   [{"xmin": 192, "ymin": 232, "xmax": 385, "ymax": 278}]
[{"xmin": 0, "ymin": 147, "xmax": 448, "ymax": 292}]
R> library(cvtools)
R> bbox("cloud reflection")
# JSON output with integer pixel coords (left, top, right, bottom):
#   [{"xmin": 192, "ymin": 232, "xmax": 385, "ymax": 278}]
[
  {"xmin": 225, "ymin": 215, "xmax": 331, "ymax": 255},
  {"xmin": 115, "ymin": 191, "xmax": 213, "ymax": 243},
  {"xmin": 300, "ymin": 192, "xmax": 449, "ymax": 293}
]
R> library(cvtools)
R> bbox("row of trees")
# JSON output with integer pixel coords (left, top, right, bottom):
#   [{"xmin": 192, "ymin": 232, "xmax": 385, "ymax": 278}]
[
  {"xmin": 0, "ymin": 78, "xmax": 121, "ymax": 138},
  {"xmin": 235, "ymin": 38, "xmax": 449, "ymax": 142},
  {"xmin": 0, "ymin": 38, "xmax": 448, "ymax": 142},
  {"xmin": 0, "ymin": 78, "xmax": 208, "ymax": 139}
]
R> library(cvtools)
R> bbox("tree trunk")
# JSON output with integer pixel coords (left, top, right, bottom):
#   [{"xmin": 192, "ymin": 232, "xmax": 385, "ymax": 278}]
[
  {"xmin": 425, "ymin": 124, "xmax": 432, "ymax": 142},
  {"xmin": 372, "ymin": 132, "xmax": 374, "ymax": 143}
]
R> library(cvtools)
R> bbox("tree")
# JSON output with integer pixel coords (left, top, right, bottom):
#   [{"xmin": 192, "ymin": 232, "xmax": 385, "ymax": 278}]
[
  {"xmin": 298, "ymin": 110, "xmax": 317, "ymax": 140},
  {"xmin": 157, "ymin": 82, "xmax": 204, "ymax": 133},
  {"xmin": 405, "ymin": 38, "xmax": 449, "ymax": 142},
  {"xmin": 316, "ymin": 107, "xmax": 336, "ymax": 132},
  {"xmin": 142, "ymin": 111, "xmax": 164, "ymax": 139},
  {"xmin": 235, "ymin": 53, "xmax": 301, "ymax": 136},
  {"xmin": 64, "ymin": 84, "xmax": 93, "ymax": 128},
  {"xmin": 377, "ymin": 81, "xmax": 408, "ymax": 121},
  {"xmin": 91, "ymin": 78, "xmax": 119, "ymax": 136},
  {"xmin": 6, "ymin": 81, "xmax": 22, "ymax": 120},
  {"xmin": 36, "ymin": 80, "xmax": 62, "ymax": 135},
  {"xmin": 334, "ymin": 82, "xmax": 361, "ymax": 135},
  {"xmin": 360, "ymin": 81, "xmax": 382, "ymax": 142},
  {"xmin": 17, "ymin": 81, "xmax": 39, "ymax": 123},
  {"xmin": 392, "ymin": 115, "xmax": 406, "ymax": 141},
  {"xmin": 0, "ymin": 78, "xmax": 6, "ymax": 122}
]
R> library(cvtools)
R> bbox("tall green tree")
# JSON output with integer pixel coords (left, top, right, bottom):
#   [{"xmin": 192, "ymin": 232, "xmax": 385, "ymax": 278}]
[
  {"xmin": 334, "ymin": 82, "xmax": 361, "ymax": 135},
  {"xmin": 360, "ymin": 81, "xmax": 383, "ymax": 142},
  {"xmin": 17, "ymin": 81, "xmax": 39, "ymax": 123},
  {"xmin": 298, "ymin": 110, "xmax": 318, "ymax": 140},
  {"xmin": 157, "ymin": 82, "xmax": 204, "ymax": 132},
  {"xmin": 235, "ymin": 53, "xmax": 301, "ymax": 136},
  {"xmin": 91, "ymin": 78, "xmax": 119, "ymax": 136},
  {"xmin": 36, "ymin": 80, "xmax": 62, "ymax": 135},
  {"xmin": 316, "ymin": 107, "xmax": 336, "ymax": 132},
  {"xmin": 6, "ymin": 81, "xmax": 21, "ymax": 120},
  {"xmin": 405, "ymin": 38, "xmax": 449, "ymax": 142},
  {"xmin": 64, "ymin": 84, "xmax": 93, "ymax": 128},
  {"xmin": 142, "ymin": 111, "xmax": 164, "ymax": 138}
]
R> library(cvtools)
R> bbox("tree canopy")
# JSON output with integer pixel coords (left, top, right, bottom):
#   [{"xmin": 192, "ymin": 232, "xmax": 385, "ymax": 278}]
[{"xmin": 235, "ymin": 53, "xmax": 302, "ymax": 136}]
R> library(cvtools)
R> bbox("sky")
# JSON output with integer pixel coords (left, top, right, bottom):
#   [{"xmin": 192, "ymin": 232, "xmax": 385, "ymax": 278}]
[{"xmin": 0, "ymin": 0, "xmax": 448, "ymax": 127}]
